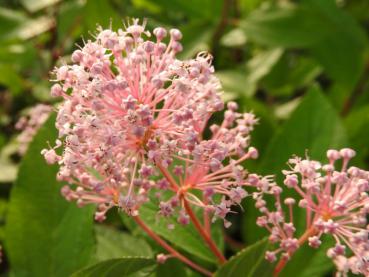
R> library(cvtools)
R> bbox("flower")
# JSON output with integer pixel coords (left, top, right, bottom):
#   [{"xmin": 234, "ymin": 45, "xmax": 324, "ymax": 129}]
[
  {"xmin": 43, "ymin": 19, "xmax": 257, "ymax": 227},
  {"xmin": 16, "ymin": 104, "xmax": 52, "ymax": 155},
  {"xmin": 254, "ymin": 148, "xmax": 369, "ymax": 276}
]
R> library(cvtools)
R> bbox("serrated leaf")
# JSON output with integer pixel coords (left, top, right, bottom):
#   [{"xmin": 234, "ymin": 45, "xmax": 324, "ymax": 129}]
[
  {"xmin": 214, "ymin": 238, "xmax": 273, "ymax": 277},
  {"xmin": 71, "ymin": 257, "xmax": 156, "ymax": 277},
  {"xmin": 5, "ymin": 114, "xmax": 95, "ymax": 277}
]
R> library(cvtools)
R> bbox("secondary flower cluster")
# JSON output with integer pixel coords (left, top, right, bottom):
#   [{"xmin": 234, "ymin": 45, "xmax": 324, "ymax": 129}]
[
  {"xmin": 254, "ymin": 149, "xmax": 369, "ymax": 276},
  {"xmin": 16, "ymin": 104, "xmax": 52, "ymax": 155},
  {"xmin": 42, "ymin": 19, "xmax": 257, "ymax": 227}
]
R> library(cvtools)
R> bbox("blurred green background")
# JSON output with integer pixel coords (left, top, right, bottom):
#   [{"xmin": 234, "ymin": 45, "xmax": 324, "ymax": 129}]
[{"xmin": 0, "ymin": 0, "xmax": 369, "ymax": 276}]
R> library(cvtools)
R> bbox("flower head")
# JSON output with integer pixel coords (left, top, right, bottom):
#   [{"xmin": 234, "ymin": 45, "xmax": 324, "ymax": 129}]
[
  {"xmin": 254, "ymin": 149, "xmax": 369, "ymax": 276},
  {"xmin": 43, "ymin": 19, "xmax": 257, "ymax": 227}
]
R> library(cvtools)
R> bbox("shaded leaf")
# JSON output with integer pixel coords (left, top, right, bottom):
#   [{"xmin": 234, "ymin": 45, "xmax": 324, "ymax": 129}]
[
  {"xmin": 241, "ymin": 0, "xmax": 368, "ymax": 89},
  {"xmin": 214, "ymin": 238, "xmax": 273, "ymax": 277}
]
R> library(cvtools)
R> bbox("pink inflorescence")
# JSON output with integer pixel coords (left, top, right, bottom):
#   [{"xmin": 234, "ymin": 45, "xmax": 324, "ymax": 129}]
[
  {"xmin": 16, "ymin": 104, "xmax": 52, "ymax": 155},
  {"xmin": 254, "ymin": 148, "xmax": 369, "ymax": 276},
  {"xmin": 42, "ymin": 19, "xmax": 258, "ymax": 226}
]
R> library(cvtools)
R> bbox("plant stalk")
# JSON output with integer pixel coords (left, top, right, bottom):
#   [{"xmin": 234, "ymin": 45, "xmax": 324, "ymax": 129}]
[{"xmin": 133, "ymin": 216, "xmax": 213, "ymax": 277}]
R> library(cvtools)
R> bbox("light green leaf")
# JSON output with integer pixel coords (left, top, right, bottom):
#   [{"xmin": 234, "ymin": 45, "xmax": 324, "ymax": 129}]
[
  {"xmin": 93, "ymin": 225, "xmax": 153, "ymax": 262},
  {"xmin": 21, "ymin": 0, "xmax": 60, "ymax": 13},
  {"xmin": 221, "ymin": 28, "xmax": 247, "ymax": 48},
  {"xmin": 214, "ymin": 238, "xmax": 273, "ymax": 277},
  {"xmin": 217, "ymin": 48, "xmax": 283, "ymax": 98},
  {"xmin": 71, "ymin": 257, "xmax": 156, "ymax": 277},
  {"xmin": 5, "ymin": 114, "xmax": 95, "ymax": 277}
]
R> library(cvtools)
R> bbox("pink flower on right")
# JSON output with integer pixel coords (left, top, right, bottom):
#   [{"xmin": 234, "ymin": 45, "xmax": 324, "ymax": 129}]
[{"xmin": 253, "ymin": 148, "xmax": 369, "ymax": 276}]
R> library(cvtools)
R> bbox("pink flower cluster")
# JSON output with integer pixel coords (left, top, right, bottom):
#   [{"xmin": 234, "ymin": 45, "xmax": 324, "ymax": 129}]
[
  {"xmin": 16, "ymin": 104, "xmax": 52, "ymax": 155},
  {"xmin": 42, "ymin": 19, "xmax": 258, "ymax": 227},
  {"xmin": 254, "ymin": 149, "xmax": 369, "ymax": 276}
]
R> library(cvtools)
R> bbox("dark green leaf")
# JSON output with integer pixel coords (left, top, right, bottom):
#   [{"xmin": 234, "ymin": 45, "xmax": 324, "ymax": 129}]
[
  {"xmin": 5, "ymin": 114, "xmax": 95, "ymax": 277},
  {"xmin": 214, "ymin": 238, "xmax": 273, "ymax": 277},
  {"xmin": 241, "ymin": 0, "xmax": 368, "ymax": 89},
  {"xmin": 280, "ymin": 240, "xmax": 334, "ymax": 277},
  {"xmin": 259, "ymin": 84, "xmax": 348, "ymax": 175}
]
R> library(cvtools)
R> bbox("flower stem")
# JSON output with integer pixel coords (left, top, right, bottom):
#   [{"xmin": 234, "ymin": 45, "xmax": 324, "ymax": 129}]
[
  {"xmin": 156, "ymin": 160, "xmax": 226, "ymax": 264},
  {"xmin": 183, "ymin": 198, "xmax": 227, "ymax": 264},
  {"xmin": 133, "ymin": 216, "xmax": 212, "ymax": 277},
  {"xmin": 273, "ymin": 227, "xmax": 317, "ymax": 276}
]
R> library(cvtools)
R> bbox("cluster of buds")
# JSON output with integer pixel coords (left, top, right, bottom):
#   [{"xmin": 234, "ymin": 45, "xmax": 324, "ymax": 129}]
[
  {"xmin": 42, "ymin": 19, "xmax": 258, "ymax": 227},
  {"xmin": 16, "ymin": 104, "xmax": 52, "ymax": 155},
  {"xmin": 254, "ymin": 148, "xmax": 369, "ymax": 276}
]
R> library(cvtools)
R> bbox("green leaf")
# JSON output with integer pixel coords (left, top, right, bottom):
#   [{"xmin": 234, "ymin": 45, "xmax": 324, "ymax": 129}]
[
  {"xmin": 344, "ymin": 104, "xmax": 369, "ymax": 166},
  {"xmin": 71, "ymin": 257, "xmax": 156, "ymax": 277},
  {"xmin": 217, "ymin": 48, "xmax": 283, "ymax": 98},
  {"xmin": 178, "ymin": 22, "xmax": 213, "ymax": 59},
  {"xmin": 83, "ymin": 1, "xmax": 121, "ymax": 31},
  {"xmin": 280, "ymin": 240, "xmax": 334, "ymax": 277},
  {"xmin": 262, "ymin": 54, "xmax": 322, "ymax": 97},
  {"xmin": 241, "ymin": 0, "xmax": 368, "ymax": 90},
  {"xmin": 214, "ymin": 238, "xmax": 273, "ymax": 277},
  {"xmin": 122, "ymin": 201, "xmax": 217, "ymax": 264},
  {"xmin": 141, "ymin": 0, "xmax": 223, "ymax": 22},
  {"xmin": 259, "ymin": 84, "xmax": 348, "ymax": 177},
  {"xmin": 93, "ymin": 225, "xmax": 153, "ymax": 262},
  {"xmin": 20, "ymin": 0, "xmax": 60, "ymax": 13},
  {"xmin": 155, "ymin": 259, "xmax": 189, "ymax": 277},
  {"xmin": 0, "ymin": 64, "xmax": 24, "ymax": 95},
  {"xmin": 0, "ymin": 8, "xmax": 54, "ymax": 40},
  {"xmin": 5, "ymin": 114, "xmax": 95, "ymax": 277}
]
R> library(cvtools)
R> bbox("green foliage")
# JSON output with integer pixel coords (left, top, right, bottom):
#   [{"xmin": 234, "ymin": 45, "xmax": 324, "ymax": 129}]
[
  {"xmin": 93, "ymin": 225, "xmax": 153, "ymax": 262},
  {"xmin": 71, "ymin": 257, "xmax": 156, "ymax": 277},
  {"xmin": 241, "ymin": 0, "xmax": 368, "ymax": 90},
  {"xmin": 1, "ymin": 0, "xmax": 369, "ymax": 276},
  {"xmin": 5, "ymin": 115, "xmax": 95, "ymax": 277},
  {"xmin": 243, "ymin": 85, "xmax": 347, "ymax": 244},
  {"xmin": 214, "ymin": 238, "xmax": 273, "ymax": 277},
  {"xmin": 121, "ymin": 201, "xmax": 218, "ymax": 264}
]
